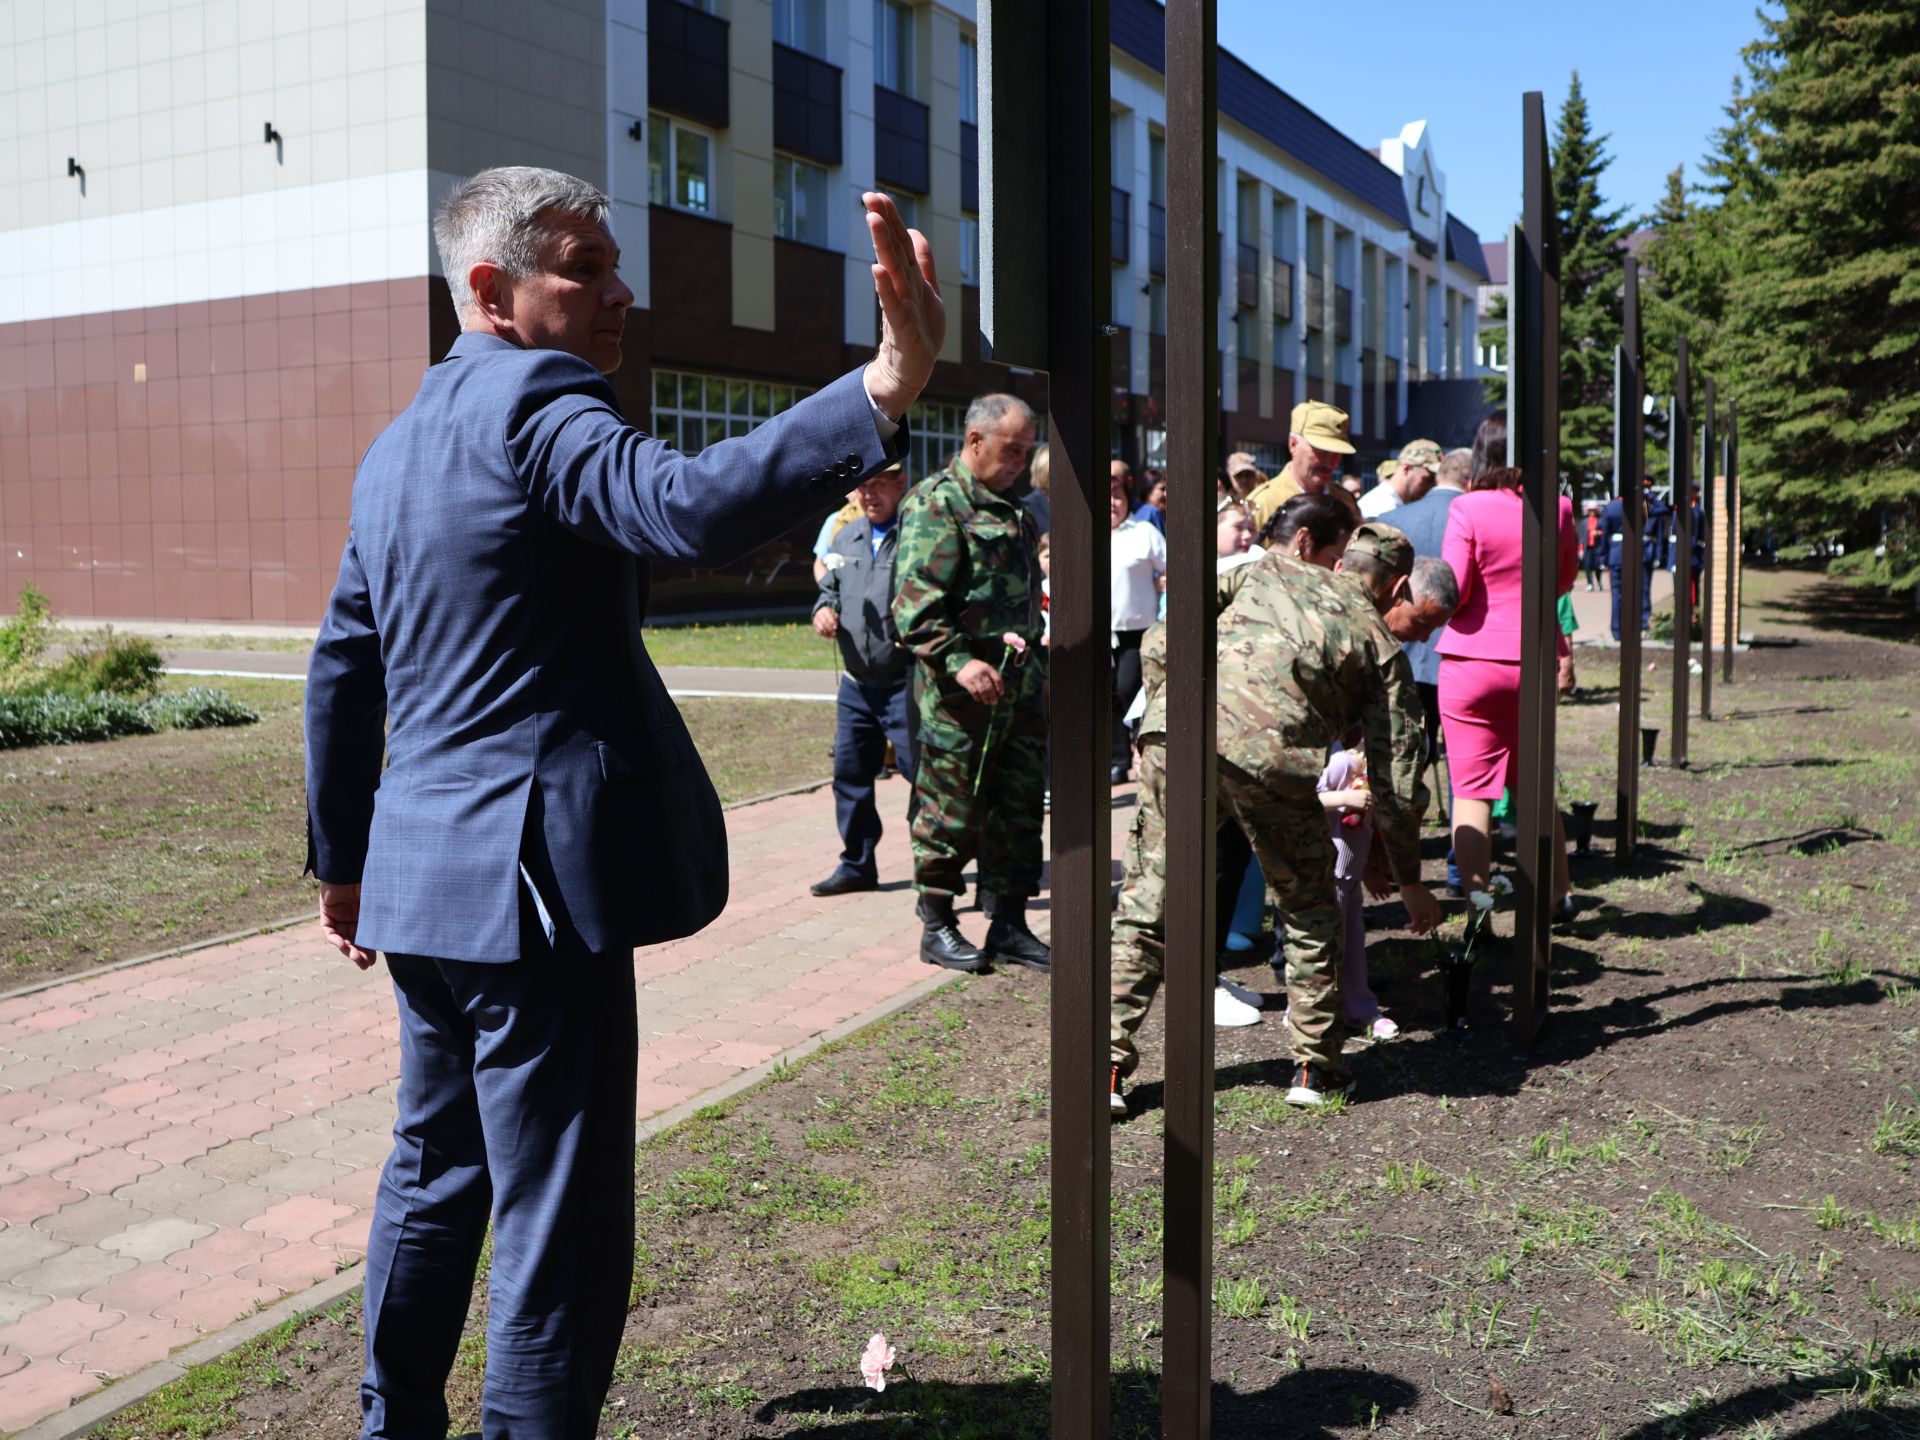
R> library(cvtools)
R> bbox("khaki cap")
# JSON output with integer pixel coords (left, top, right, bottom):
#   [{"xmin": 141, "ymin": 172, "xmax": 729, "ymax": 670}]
[
  {"xmin": 1396, "ymin": 438, "xmax": 1445, "ymax": 471},
  {"xmin": 1225, "ymin": 450, "xmax": 1264, "ymax": 477},
  {"xmin": 1345, "ymin": 521, "xmax": 1414, "ymax": 579},
  {"xmin": 1377, "ymin": 457, "xmax": 1401, "ymax": 481},
  {"xmin": 1289, "ymin": 400, "xmax": 1355, "ymax": 455}
]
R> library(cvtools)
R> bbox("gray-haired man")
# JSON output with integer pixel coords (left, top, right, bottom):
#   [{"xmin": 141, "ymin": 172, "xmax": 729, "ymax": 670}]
[{"xmin": 305, "ymin": 165, "xmax": 943, "ymax": 1438}]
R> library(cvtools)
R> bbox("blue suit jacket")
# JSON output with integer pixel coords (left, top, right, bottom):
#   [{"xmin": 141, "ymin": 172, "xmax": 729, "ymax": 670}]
[
  {"xmin": 305, "ymin": 333, "xmax": 903, "ymax": 962},
  {"xmin": 1380, "ymin": 484, "xmax": 1462, "ymax": 687}
]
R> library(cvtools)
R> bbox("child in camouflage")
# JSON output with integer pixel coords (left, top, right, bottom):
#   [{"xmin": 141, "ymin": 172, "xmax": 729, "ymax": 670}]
[{"xmin": 1319, "ymin": 739, "xmax": 1399, "ymax": 1041}]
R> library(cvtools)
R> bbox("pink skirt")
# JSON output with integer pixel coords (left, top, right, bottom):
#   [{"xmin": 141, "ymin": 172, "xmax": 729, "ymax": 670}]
[{"xmin": 1437, "ymin": 656, "xmax": 1520, "ymax": 801}]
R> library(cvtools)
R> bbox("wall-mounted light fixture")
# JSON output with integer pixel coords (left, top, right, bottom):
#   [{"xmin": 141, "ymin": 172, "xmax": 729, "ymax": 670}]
[
  {"xmin": 628, "ymin": 118, "xmax": 643, "ymax": 141},
  {"xmin": 67, "ymin": 157, "xmax": 84, "ymax": 181},
  {"xmin": 264, "ymin": 122, "xmax": 282, "ymax": 146}
]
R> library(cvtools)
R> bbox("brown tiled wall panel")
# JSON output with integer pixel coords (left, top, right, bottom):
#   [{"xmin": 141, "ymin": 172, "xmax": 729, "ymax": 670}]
[{"xmin": 0, "ymin": 279, "xmax": 434, "ymax": 624}]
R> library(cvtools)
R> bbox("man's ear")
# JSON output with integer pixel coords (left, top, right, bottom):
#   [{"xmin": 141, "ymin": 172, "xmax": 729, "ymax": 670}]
[{"xmin": 469, "ymin": 262, "xmax": 512, "ymax": 325}]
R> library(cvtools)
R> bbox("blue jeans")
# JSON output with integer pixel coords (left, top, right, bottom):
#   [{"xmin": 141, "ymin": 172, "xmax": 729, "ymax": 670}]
[
  {"xmin": 831, "ymin": 675, "xmax": 915, "ymax": 881},
  {"xmin": 361, "ymin": 931, "xmax": 637, "ymax": 1440}
]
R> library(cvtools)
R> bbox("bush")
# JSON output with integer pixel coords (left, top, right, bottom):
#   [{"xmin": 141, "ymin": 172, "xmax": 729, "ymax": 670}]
[
  {"xmin": 0, "ymin": 584, "xmax": 54, "ymax": 669},
  {"xmin": 20, "ymin": 629, "xmax": 167, "ymax": 698},
  {"xmin": 0, "ymin": 687, "xmax": 259, "ymax": 750}
]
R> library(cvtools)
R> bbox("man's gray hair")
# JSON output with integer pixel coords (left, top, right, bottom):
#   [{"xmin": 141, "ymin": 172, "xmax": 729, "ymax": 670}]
[
  {"xmin": 434, "ymin": 166, "xmax": 612, "ymax": 320},
  {"xmin": 1411, "ymin": 555, "xmax": 1460, "ymax": 611},
  {"xmin": 1438, "ymin": 447, "xmax": 1472, "ymax": 485},
  {"xmin": 964, "ymin": 392, "xmax": 1036, "ymax": 436}
]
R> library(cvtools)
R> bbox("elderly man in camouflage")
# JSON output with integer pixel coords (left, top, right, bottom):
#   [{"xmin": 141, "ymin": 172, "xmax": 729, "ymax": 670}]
[
  {"xmin": 1109, "ymin": 523, "xmax": 1455, "ymax": 1114},
  {"xmin": 891, "ymin": 393, "xmax": 1051, "ymax": 975}
]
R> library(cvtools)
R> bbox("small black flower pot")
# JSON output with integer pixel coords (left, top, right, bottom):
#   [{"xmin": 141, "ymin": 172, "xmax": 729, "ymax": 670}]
[
  {"xmin": 1641, "ymin": 727, "xmax": 1660, "ymax": 766},
  {"xmin": 1443, "ymin": 957, "xmax": 1473, "ymax": 1030},
  {"xmin": 1569, "ymin": 801, "xmax": 1598, "ymax": 855}
]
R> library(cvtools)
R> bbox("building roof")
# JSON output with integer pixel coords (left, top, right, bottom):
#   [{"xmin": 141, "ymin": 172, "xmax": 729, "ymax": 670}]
[
  {"xmin": 1112, "ymin": 0, "xmax": 1414, "ymax": 230},
  {"xmin": 1481, "ymin": 239, "xmax": 1508, "ymax": 287},
  {"xmin": 1397, "ymin": 378, "xmax": 1497, "ymax": 451},
  {"xmin": 1445, "ymin": 213, "xmax": 1490, "ymax": 280}
]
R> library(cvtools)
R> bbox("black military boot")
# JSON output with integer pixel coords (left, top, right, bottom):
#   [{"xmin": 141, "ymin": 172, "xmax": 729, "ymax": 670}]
[
  {"xmin": 917, "ymin": 894, "xmax": 988, "ymax": 972},
  {"xmin": 982, "ymin": 893, "xmax": 1052, "ymax": 973}
]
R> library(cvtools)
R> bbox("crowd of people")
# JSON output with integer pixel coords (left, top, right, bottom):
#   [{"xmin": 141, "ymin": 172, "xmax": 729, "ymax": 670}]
[{"xmin": 804, "ymin": 394, "xmax": 1579, "ymax": 1116}]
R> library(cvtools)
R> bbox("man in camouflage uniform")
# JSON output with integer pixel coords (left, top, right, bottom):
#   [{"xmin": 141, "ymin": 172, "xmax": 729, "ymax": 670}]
[
  {"xmin": 891, "ymin": 393, "xmax": 1051, "ymax": 974},
  {"xmin": 1110, "ymin": 523, "xmax": 1455, "ymax": 1112}
]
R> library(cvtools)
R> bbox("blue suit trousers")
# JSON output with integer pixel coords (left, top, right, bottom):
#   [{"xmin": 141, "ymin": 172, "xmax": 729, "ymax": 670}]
[
  {"xmin": 830, "ymin": 675, "xmax": 916, "ymax": 881},
  {"xmin": 360, "ymin": 927, "xmax": 637, "ymax": 1440}
]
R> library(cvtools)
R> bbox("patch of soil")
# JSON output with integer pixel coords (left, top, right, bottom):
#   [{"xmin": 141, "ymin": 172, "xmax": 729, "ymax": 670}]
[{"xmin": 92, "ymin": 630, "xmax": 1920, "ymax": 1438}]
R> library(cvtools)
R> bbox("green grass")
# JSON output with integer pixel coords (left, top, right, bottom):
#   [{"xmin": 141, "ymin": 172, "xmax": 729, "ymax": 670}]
[{"xmin": 643, "ymin": 620, "xmax": 839, "ymax": 671}]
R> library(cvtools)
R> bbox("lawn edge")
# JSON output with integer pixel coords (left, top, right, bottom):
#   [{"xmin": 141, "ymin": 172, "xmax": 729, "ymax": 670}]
[{"xmin": 27, "ymin": 966, "xmax": 961, "ymax": 1440}]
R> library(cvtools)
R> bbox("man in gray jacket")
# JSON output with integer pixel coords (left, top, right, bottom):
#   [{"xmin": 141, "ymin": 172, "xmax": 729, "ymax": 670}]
[{"xmin": 810, "ymin": 463, "xmax": 915, "ymax": 894}]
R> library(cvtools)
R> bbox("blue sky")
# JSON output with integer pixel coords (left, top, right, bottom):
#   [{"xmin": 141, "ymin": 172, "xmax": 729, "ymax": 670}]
[{"xmin": 1215, "ymin": 0, "xmax": 1772, "ymax": 244}]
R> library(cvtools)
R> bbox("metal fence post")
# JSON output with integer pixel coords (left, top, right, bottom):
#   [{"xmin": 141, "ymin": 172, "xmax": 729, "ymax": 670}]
[
  {"xmin": 1160, "ymin": 2, "xmax": 1219, "ymax": 1434},
  {"xmin": 1669, "ymin": 336, "xmax": 1691, "ymax": 768},
  {"xmin": 1614, "ymin": 258, "xmax": 1645, "ymax": 860},
  {"xmin": 1509, "ymin": 91, "xmax": 1559, "ymax": 1045},
  {"xmin": 1040, "ymin": 4, "xmax": 1112, "ymax": 1435},
  {"xmin": 1699, "ymin": 376, "xmax": 1715, "ymax": 720},
  {"xmin": 1723, "ymin": 401, "xmax": 1738, "ymax": 682}
]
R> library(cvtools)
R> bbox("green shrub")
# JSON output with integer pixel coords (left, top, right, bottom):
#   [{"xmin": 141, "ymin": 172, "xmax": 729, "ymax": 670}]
[
  {"xmin": 0, "ymin": 584, "xmax": 54, "ymax": 669},
  {"xmin": 21, "ymin": 629, "xmax": 167, "ymax": 698},
  {"xmin": 0, "ymin": 687, "xmax": 258, "ymax": 750}
]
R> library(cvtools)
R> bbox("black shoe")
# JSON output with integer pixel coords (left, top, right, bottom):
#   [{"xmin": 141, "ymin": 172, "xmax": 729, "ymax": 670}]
[
  {"xmin": 1110, "ymin": 766, "xmax": 1130, "ymax": 786},
  {"xmin": 810, "ymin": 870, "xmax": 877, "ymax": 897},
  {"xmin": 1551, "ymin": 895, "xmax": 1579, "ymax": 929},
  {"xmin": 916, "ymin": 895, "xmax": 988, "ymax": 972},
  {"xmin": 982, "ymin": 893, "xmax": 1052, "ymax": 973}
]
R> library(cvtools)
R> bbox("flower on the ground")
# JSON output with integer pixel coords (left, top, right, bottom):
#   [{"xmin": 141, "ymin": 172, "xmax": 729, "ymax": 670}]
[
  {"xmin": 1469, "ymin": 889, "xmax": 1496, "ymax": 912},
  {"xmin": 1487, "ymin": 874, "xmax": 1514, "ymax": 897},
  {"xmin": 861, "ymin": 1333, "xmax": 897, "ymax": 1392}
]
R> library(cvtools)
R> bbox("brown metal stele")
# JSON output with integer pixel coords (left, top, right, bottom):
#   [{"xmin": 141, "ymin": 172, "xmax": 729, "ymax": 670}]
[
  {"xmin": 1160, "ymin": 2, "xmax": 1219, "ymax": 1436},
  {"xmin": 1670, "ymin": 336, "xmax": 1692, "ymax": 768},
  {"xmin": 1700, "ymin": 377, "xmax": 1715, "ymax": 720},
  {"xmin": 1615, "ymin": 258, "xmax": 1645, "ymax": 859},
  {"xmin": 1723, "ymin": 402, "xmax": 1739, "ymax": 682},
  {"xmin": 1508, "ymin": 92, "xmax": 1559, "ymax": 1045}
]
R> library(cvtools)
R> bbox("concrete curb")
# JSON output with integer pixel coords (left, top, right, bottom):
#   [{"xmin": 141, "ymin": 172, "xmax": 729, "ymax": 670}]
[{"xmin": 17, "ymin": 968, "xmax": 963, "ymax": 1440}]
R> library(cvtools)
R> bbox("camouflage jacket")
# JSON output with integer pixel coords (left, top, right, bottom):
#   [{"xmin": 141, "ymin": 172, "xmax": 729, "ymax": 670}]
[
  {"xmin": 891, "ymin": 458, "xmax": 1045, "ymax": 737},
  {"xmin": 1215, "ymin": 552, "xmax": 1428, "ymax": 882}
]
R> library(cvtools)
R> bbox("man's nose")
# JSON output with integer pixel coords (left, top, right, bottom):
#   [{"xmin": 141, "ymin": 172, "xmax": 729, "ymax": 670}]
[{"xmin": 607, "ymin": 273, "xmax": 635, "ymax": 310}]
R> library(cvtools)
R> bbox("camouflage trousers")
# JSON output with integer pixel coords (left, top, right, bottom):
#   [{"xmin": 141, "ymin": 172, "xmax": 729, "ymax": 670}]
[
  {"xmin": 909, "ymin": 704, "xmax": 1046, "ymax": 902},
  {"xmin": 1110, "ymin": 740, "xmax": 1347, "ymax": 1077}
]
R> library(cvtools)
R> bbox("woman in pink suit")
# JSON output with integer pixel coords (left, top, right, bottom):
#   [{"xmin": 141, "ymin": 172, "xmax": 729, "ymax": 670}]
[{"xmin": 1435, "ymin": 460, "xmax": 1580, "ymax": 914}]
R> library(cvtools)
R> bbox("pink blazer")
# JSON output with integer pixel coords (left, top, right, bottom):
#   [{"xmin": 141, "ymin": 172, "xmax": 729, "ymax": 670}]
[{"xmin": 1435, "ymin": 490, "xmax": 1579, "ymax": 663}]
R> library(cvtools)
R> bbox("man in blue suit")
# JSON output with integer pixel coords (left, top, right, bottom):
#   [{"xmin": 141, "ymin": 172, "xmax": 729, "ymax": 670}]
[{"xmin": 304, "ymin": 167, "xmax": 943, "ymax": 1439}]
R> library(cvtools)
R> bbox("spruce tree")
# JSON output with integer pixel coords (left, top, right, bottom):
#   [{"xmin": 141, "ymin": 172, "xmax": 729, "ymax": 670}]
[
  {"xmin": 1549, "ymin": 72, "xmax": 1631, "ymax": 500},
  {"xmin": 1720, "ymin": 1, "xmax": 1920, "ymax": 596}
]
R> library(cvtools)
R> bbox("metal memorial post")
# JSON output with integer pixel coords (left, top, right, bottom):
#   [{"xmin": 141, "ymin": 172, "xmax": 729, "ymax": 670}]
[
  {"xmin": 1508, "ymin": 91, "xmax": 1559, "ymax": 1044},
  {"xmin": 1670, "ymin": 338, "xmax": 1692, "ymax": 768},
  {"xmin": 980, "ymin": 2, "xmax": 1112, "ymax": 1432},
  {"xmin": 1161, "ymin": 2, "xmax": 1219, "ymax": 1435},
  {"xmin": 1723, "ymin": 401, "xmax": 1738, "ymax": 682},
  {"xmin": 1699, "ymin": 377, "xmax": 1715, "ymax": 720},
  {"xmin": 1614, "ymin": 258, "xmax": 1646, "ymax": 860}
]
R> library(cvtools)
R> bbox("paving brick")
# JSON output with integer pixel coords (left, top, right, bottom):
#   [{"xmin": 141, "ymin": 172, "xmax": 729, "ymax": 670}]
[
  {"xmin": 0, "ymin": 1297, "xmax": 119, "ymax": 1359},
  {"xmin": 238, "ymin": 1239, "xmax": 348, "ymax": 1294},
  {"xmin": 99, "ymin": 1216, "xmax": 218, "ymax": 1264},
  {"xmin": 60, "ymin": 1310, "xmax": 195, "ymax": 1378},
  {"xmin": 187, "ymin": 1139, "xmax": 282, "ymax": 1185},
  {"xmin": 110, "ymin": 1166, "xmax": 222, "ymax": 1218},
  {"xmin": 0, "ymin": 1286, "xmax": 52, "ymax": 1328},
  {"xmin": 310, "ymin": 1213, "xmax": 373, "ymax": 1255},
  {"xmin": 0, "ymin": 1225, "xmax": 68, "ymax": 1281},
  {"xmin": 245, "ymin": 1196, "xmax": 355, "ymax": 1245},
  {"xmin": 11, "ymin": 1245, "xmax": 138, "ymax": 1300},
  {"xmin": 33, "ymin": 1194, "xmax": 152, "ymax": 1249},
  {"xmin": 174, "ymin": 1178, "xmax": 286, "ymax": 1230},
  {"xmin": 157, "ymin": 1275, "xmax": 284, "ymax": 1333},
  {"xmin": 0, "ymin": 1175, "xmax": 88, "ymax": 1225},
  {"xmin": 0, "ymin": 1359, "xmax": 100, "ymax": 1432},
  {"xmin": 69, "ymin": 1109, "xmax": 167, "ymax": 1150},
  {"xmin": 50, "ymin": 1148, "xmax": 161, "ymax": 1196},
  {"xmin": 133, "ymin": 1088, "xmax": 228, "ymax": 1126},
  {"xmin": 127, "ymin": 1123, "xmax": 219, "ymax": 1166},
  {"xmin": 34, "ymin": 1071, "xmax": 114, "ymax": 1104},
  {"xmin": 248, "ymin": 1156, "xmax": 352, "ymax": 1199},
  {"xmin": 191, "ymin": 1102, "xmax": 287, "ymax": 1144},
  {"xmin": 98, "ymin": 1048, "xmax": 177, "ymax": 1082},
  {"xmin": 170, "ymin": 1226, "xmax": 285, "ymax": 1279}
]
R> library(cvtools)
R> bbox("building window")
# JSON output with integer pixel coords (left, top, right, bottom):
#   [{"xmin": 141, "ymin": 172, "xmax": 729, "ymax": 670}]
[
  {"xmin": 1148, "ymin": 129, "xmax": 1166, "ymax": 208},
  {"xmin": 959, "ymin": 215, "xmax": 979, "ymax": 285},
  {"xmin": 649, "ymin": 111, "xmax": 714, "ymax": 214},
  {"xmin": 874, "ymin": 0, "xmax": 913, "ymax": 95},
  {"xmin": 1235, "ymin": 309, "xmax": 1259, "ymax": 369},
  {"xmin": 879, "ymin": 187, "xmax": 918, "ymax": 230},
  {"xmin": 774, "ymin": 153, "xmax": 829, "ymax": 244},
  {"xmin": 958, "ymin": 31, "xmax": 977, "ymax": 125},
  {"xmin": 652, "ymin": 368, "xmax": 814, "ymax": 457},
  {"xmin": 774, "ymin": 0, "xmax": 828, "ymax": 57},
  {"xmin": 1149, "ymin": 278, "xmax": 1166, "ymax": 336},
  {"xmin": 906, "ymin": 398, "xmax": 967, "ymax": 478}
]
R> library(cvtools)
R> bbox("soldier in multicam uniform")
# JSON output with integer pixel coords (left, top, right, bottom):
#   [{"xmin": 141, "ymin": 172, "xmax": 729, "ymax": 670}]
[
  {"xmin": 891, "ymin": 393, "xmax": 1052, "ymax": 975},
  {"xmin": 1109, "ymin": 523, "xmax": 1457, "ymax": 1114}
]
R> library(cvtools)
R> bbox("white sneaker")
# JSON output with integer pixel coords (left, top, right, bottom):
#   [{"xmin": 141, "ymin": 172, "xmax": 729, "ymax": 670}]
[{"xmin": 1214, "ymin": 984, "xmax": 1262, "ymax": 1027}]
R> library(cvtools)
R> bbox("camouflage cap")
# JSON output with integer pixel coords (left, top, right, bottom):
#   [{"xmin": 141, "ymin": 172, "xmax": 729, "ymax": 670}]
[
  {"xmin": 1288, "ymin": 400, "xmax": 1355, "ymax": 454},
  {"xmin": 1396, "ymin": 438, "xmax": 1445, "ymax": 471},
  {"xmin": 1225, "ymin": 450, "xmax": 1264, "ymax": 477},
  {"xmin": 1345, "ymin": 521, "xmax": 1415, "ymax": 579}
]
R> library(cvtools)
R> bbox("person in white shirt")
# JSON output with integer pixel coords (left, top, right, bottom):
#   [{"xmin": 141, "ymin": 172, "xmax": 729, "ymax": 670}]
[
  {"xmin": 1109, "ymin": 478, "xmax": 1167, "ymax": 783},
  {"xmin": 1358, "ymin": 438, "xmax": 1444, "ymax": 518}
]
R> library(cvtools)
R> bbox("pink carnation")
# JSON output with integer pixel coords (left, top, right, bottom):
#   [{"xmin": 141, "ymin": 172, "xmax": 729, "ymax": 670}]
[
  {"xmin": 860, "ymin": 1333, "xmax": 896, "ymax": 1392},
  {"xmin": 1003, "ymin": 632, "xmax": 1028, "ymax": 654}
]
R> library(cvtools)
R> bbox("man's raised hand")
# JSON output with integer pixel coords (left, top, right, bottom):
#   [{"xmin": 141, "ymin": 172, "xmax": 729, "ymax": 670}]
[{"xmin": 861, "ymin": 191, "xmax": 945, "ymax": 422}]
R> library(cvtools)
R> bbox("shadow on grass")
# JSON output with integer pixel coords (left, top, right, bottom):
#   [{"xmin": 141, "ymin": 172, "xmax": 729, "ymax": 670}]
[
  {"xmin": 1609, "ymin": 1358, "xmax": 1920, "ymax": 1439},
  {"xmin": 1714, "ymin": 824, "xmax": 1884, "ymax": 856},
  {"xmin": 1751, "ymin": 575, "xmax": 1920, "ymax": 645},
  {"xmin": 755, "ymin": 1365, "xmax": 1421, "ymax": 1438}
]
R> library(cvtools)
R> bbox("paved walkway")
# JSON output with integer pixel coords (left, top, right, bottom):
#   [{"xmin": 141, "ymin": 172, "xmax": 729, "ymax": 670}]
[
  {"xmin": 0, "ymin": 777, "xmax": 987, "ymax": 1434},
  {"xmin": 1566, "ymin": 565, "xmax": 1676, "ymax": 646}
]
